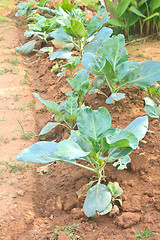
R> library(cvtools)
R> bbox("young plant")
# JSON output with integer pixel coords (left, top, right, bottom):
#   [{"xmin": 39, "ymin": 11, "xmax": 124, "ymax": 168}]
[
  {"xmin": 133, "ymin": 228, "xmax": 156, "ymax": 240},
  {"xmin": 15, "ymin": 120, "xmax": 34, "ymax": 140},
  {"xmin": 17, "ymin": 107, "xmax": 148, "ymax": 217},
  {"xmin": 81, "ymin": 34, "xmax": 160, "ymax": 104},
  {"xmin": 58, "ymin": 56, "xmax": 81, "ymax": 77},
  {"xmin": 33, "ymin": 93, "xmax": 81, "ymax": 139},
  {"xmin": 66, "ymin": 69, "xmax": 92, "ymax": 106}
]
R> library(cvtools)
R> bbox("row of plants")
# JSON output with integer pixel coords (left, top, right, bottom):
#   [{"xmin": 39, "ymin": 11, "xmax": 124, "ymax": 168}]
[
  {"xmin": 16, "ymin": 0, "xmax": 160, "ymax": 218},
  {"xmin": 105, "ymin": 0, "xmax": 160, "ymax": 38}
]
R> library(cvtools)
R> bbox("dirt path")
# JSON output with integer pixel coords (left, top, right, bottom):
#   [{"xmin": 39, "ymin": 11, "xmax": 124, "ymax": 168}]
[{"xmin": 0, "ymin": 10, "xmax": 37, "ymax": 240}]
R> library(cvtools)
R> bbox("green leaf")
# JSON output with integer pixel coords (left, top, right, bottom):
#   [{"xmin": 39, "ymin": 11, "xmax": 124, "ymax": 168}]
[
  {"xmin": 85, "ymin": 27, "xmax": 113, "ymax": 53},
  {"xmin": 149, "ymin": 0, "xmax": 160, "ymax": 11},
  {"xmin": 98, "ymin": 203, "xmax": 112, "ymax": 215},
  {"xmin": 130, "ymin": 6, "xmax": 146, "ymax": 18},
  {"xmin": 16, "ymin": 141, "xmax": 58, "ymax": 163},
  {"xmin": 49, "ymin": 29, "xmax": 72, "ymax": 43},
  {"xmin": 15, "ymin": 40, "xmax": 36, "ymax": 55},
  {"xmin": 113, "ymin": 155, "xmax": 131, "ymax": 170},
  {"xmin": 89, "ymin": 76, "xmax": 106, "ymax": 94},
  {"xmin": 64, "ymin": 19, "xmax": 88, "ymax": 39},
  {"xmin": 144, "ymin": 97, "xmax": 160, "ymax": 118},
  {"xmin": 77, "ymin": 107, "xmax": 111, "ymax": 142},
  {"xmin": 117, "ymin": 0, "xmax": 131, "ymax": 17},
  {"xmin": 105, "ymin": 0, "xmax": 117, "ymax": 18},
  {"xmin": 38, "ymin": 0, "xmax": 50, "ymax": 7},
  {"xmin": 106, "ymin": 93, "xmax": 125, "ymax": 104},
  {"xmin": 67, "ymin": 69, "xmax": 91, "ymax": 99},
  {"xmin": 83, "ymin": 183, "xmax": 112, "ymax": 217},
  {"xmin": 33, "ymin": 93, "xmax": 61, "ymax": 116},
  {"xmin": 124, "ymin": 116, "xmax": 148, "ymax": 141},
  {"xmin": 49, "ymin": 49, "xmax": 72, "ymax": 60},
  {"xmin": 61, "ymin": 3, "xmax": 74, "ymax": 12},
  {"xmin": 38, "ymin": 122, "xmax": 60, "ymax": 139},
  {"xmin": 70, "ymin": 131, "xmax": 92, "ymax": 154},
  {"xmin": 123, "ymin": 61, "xmax": 160, "ymax": 88},
  {"xmin": 107, "ymin": 182, "xmax": 123, "ymax": 197},
  {"xmin": 143, "ymin": 12, "xmax": 159, "ymax": 22},
  {"xmin": 107, "ymin": 18, "xmax": 125, "ymax": 28},
  {"xmin": 54, "ymin": 138, "xmax": 91, "ymax": 160}
]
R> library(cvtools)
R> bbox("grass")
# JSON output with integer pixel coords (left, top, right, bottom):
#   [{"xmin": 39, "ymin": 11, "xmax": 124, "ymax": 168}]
[
  {"xmin": 0, "ymin": 137, "xmax": 9, "ymax": 144},
  {"xmin": 4, "ymin": 58, "xmax": 20, "ymax": 66},
  {"xmin": 0, "ymin": 66, "xmax": 18, "ymax": 75},
  {"xmin": 27, "ymin": 100, "xmax": 35, "ymax": 109},
  {"xmin": 49, "ymin": 224, "xmax": 81, "ymax": 240},
  {"xmin": 15, "ymin": 120, "xmax": 34, "ymax": 140},
  {"xmin": 20, "ymin": 70, "xmax": 29, "ymax": 85},
  {"xmin": 0, "ymin": 36, "xmax": 4, "ymax": 40},
  {"xmin": 0, "ymin": 157, "xmax": 32, "ymax": 175},
  {"xmin": 0, "ymin": 15, "xmax": 10, "ymax": 22}
]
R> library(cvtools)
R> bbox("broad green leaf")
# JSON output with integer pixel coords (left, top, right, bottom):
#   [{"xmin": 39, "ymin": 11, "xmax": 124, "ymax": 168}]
[
  {"xmin": 60, "ymin": 95, "xmax": 78, "ymax": 116},
  {"xmin": 130, "ymin": 6, "xmax": 146, "ymax": 18},
  {"xmin": 24, "ymin": 30, "xmax": 36, "ymax": 38},
  {"xmin": 113, "ymin": 155, "xmax": 131, "ymax": 170},
  {"xmin": 49, "ymin": 49, "xmax": 72, "ymax": 60},
  {"xmin": 98, "ymin": 34, "xmax": 128, "ymax": 73},
  {"xmin": 102, "ymin": 128, "xmax": 139, "ymax": 152},
  {"xmin": 117, "ymin": 0, "xmax": 131, "ymax": 17},
  {"xmin": 108, "ymin": 147, "xmax": 133, "ymax": 160},
  {"xmin": 61, "ymin": 3, "xmax": 74, "ymax": 12},
  {"xmin": 98, "ymin": 203, "xmax": 112, "ymax": 215},
  {"xmin": 106, "ymin": 93, "xmax": 125, "ymax": 104},
  {"xmin": 27, "ymin": 16, "xmax": 46, "ymax": 22},
  {"xmin": 33, "ymin": 93, "xmax": 61, "ymax": 116},
  {"xmin": 54, "ymin": 138, "xmax": 91, "ymax": 160},
  {"xmin": 83, "ymin": 183, "xmax": 112, "ymax": 217},
  {"xmin": 144, "ymin": 97, "xmax": 160, "ymax": 118},
  {"xmin": 77, "ymin": 107, "xmax": 111, "ymax": 142},
  {"xmin": 39, "ymin": 122, "xmax": 60, "ymax": 138},
  {"xmin": 49, "ymin": 29, "xmax": 72, "ymax": 43},
  {"xmin": 107, "ymin": 182, "xmax": 123, "ymax": 197},
  {"xmin": 125, "ymin": 116, "xmax": 148, "ymax": 141},
  {"xmin": 17, "ymin": 141, "xmax": 58, "ymax": 163},
  {"xmin": 67, "ymin": 69, "xmax": 91, "ymax": 97},
  {"xmin": 85, "ymin": 27, "xmax": 113, "ymax": 53},
  {"xmin": 105, "ymin": 0, "xmax": 117, "ymax": 18},
  {"xmin": 15, "ymin": 40, "xmax": 36, "ymax": 55},
  {"xmin": 64, "ymin": 19, "xmax": 88, "ymax": 39},
  {"xmin": 149, "ymin": 0, "xmax": 160, "ymax": 11},
  {"xmin": 70, "ymin": 131, "xmax": 92, "ymax": 154},
  {"xmin": 123, "ymin": 61, "xmax": 160, "ymax": 88},
  {"xmin": 107, "ymin": 18, "xmax": 125, "ymax": 28}
]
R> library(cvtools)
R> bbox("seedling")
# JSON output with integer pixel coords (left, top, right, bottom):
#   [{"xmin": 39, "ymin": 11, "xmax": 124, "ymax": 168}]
[
  {"xmin": 33, "ymin": 93, "xmax": 82, "ymax": 139},
  {"xmin": 27, "ymin": 100, "xmax": 35, "ymax": 109},
  {"xmin": 144, "ymin": 97, "xmax": 160, "ymax": 120},
  {"xmin": 15, "ymin": 120, "xmax": 34, "ymax": 140},
  {"xmin": 133, "ymin": 228, "xmax": 156, "ymax": 240},
  {"xmin": 17, "ymin": 107, "xmax": 148, "ymax": 217},
  {"xmin": 20, "ymin": 70, "xmax": 29, "ymax": 85}
]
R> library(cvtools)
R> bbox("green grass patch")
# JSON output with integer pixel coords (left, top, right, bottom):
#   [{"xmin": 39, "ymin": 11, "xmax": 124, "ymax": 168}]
[{"xmin": 0, "ymin": 15, "xmax": 10, "ymax": 22}]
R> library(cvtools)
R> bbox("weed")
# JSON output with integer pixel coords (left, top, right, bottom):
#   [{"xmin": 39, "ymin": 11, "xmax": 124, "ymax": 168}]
[
  {"xmin": 20, "ymin": 70, "xmax": 28, "ymax": 85},
  {"xmin": 133, "ymin": 228, "xmax": 156, "ymax": 239},
  {"xmin": 14, "ymin": 95, "xmax": 19, "ymax": 102},
  {"xmin": 27, "ymin": 100, "xmax": 35, "ymax": 109},
  {"xmin": 0, "ymin": 67, "xmax": 18, "ymax": 75},
  {"xmin": 0, "ymin": 36, "xmax": 4, "ymax": 41},
  {"xmin": 134, "ymin": 53, "xmax": 152, "ymax": 60},
  {"xmin": 49, "ymin": 224, "xmax": 81, "ymax": 240},
  {"xmin": 0, "ymin": 137, "xmax": 9, "ymax": 144},
  {"xmin": 14, "ymin": 103, "xmax": 25, "ymax": 111},
  {"xmin": 5, "ymin": 58, "xmax": 20, "ymax": 66},
  {"xmin": 15, "ymin": 120, "xmax": 34, "ymax": 140},
  {"xmin": 0, "ymin": 157, "xmax": 32, "ymax": 174}
]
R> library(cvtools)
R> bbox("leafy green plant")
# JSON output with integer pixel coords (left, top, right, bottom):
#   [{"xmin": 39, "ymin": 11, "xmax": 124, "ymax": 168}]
[
  {"xmin": 17, "ymin": 107, "xmax": 148, "ymax": 217},
  {"xmin": 33, "ymin": 93, "xmax": 82, "ymax": 139},
  {"xmin": 66, "ymin": 69, "xmax": 92, "ymax": 106},
  {"xmin": 58, "ymin": 56, "xmax": 81, "ymax": 77},
  {"xmin": 81, "ymin": 34, "xmax": 160, "ymax": 104},
  {"xmin": 144, "ymin": 97, "xmax": 160, "ymax": 119},
  {"xmin": 133, "ymin": 228, "xmax": 156, "ymax": 240}
]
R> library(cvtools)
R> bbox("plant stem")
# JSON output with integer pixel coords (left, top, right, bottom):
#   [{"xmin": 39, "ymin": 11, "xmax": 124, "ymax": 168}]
[
  {"xmin": 104, "ymin": 76, "xmax": 113, "ymax": 93},
  {"xmin": 74, "ymin": 162, "xmax": 96, "ymax": 172}
]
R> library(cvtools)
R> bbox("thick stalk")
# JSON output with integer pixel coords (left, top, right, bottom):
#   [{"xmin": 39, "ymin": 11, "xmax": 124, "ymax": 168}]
[
  {"xmin": 74, "ymin": 162, "xmax": 96, "ymax": 172},
  {"xmin": 104, "ymin": 76, "xmax": 114, "ymax": 94}
]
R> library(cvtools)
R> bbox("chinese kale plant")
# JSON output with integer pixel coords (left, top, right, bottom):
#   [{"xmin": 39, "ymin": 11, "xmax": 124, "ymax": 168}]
[
  {"xmin": 33, "ymin": 93, "xmax": 82, "ymax": 139},
  {"xmin": 17, "ymin": 107, "xmax": 148, "ymax": 217},
  {"xmin": 82, "ymin": 34, "xmax": 160, "ymax": 104}
]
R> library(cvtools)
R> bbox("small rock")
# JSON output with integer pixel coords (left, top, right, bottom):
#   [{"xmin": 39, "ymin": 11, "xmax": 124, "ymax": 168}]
[
  {"xmin": 58, "ymin": 232, "xmax": 72, "ymax": 240},
  {"xmin": 16, "ymin": 189, "xmax": 24, "ymax": 197},
  {"xmin": 118, "ymin": 212, "xmax": 142, "ymax": 228}
]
